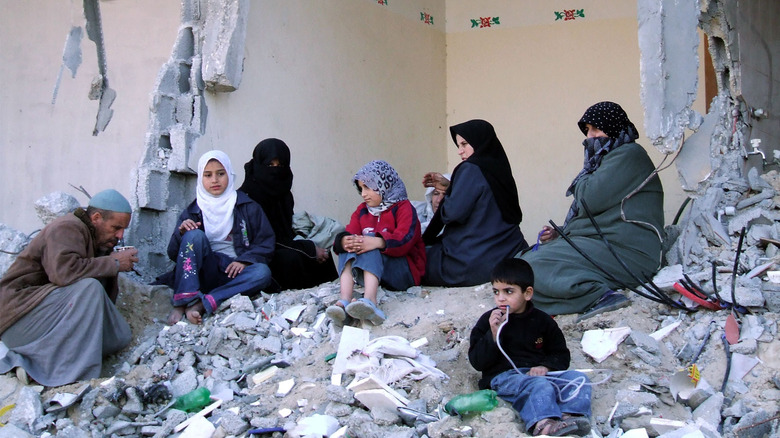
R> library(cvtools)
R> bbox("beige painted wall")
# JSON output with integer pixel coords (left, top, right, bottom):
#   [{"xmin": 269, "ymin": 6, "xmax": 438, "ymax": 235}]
[
  {"xmin": 445, "ymin": 4, "xmax": 705, "ymax": 237},
  {"xmin": 195, "ymin": 1, "xmax": 447, "ymax": 227},
  {"xmin": 0, "ymin": 1, "xmax": 180, "ymax": 233}
]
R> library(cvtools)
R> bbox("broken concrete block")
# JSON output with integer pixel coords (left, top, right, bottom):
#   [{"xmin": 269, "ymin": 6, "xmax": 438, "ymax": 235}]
[
  {"xmin": 324, "ymin": 401, "xmax": 353, "ymax": 418},
  {"xmin": 34, "ymin": 191, "xmax": 81, "ymax": 225},
  {"xmin": 728, "ymin": 207, "xmax": 780, "ymax": 235},
  {"xmin": 0, "ymin": 424, "xmax": 34, "ymax": 438},
  {"xmin": 201, "ymin": 0, "xmax": 249, "ymax": 92},
  {"xmin": 691, "ymin": 392, "xmax": 723, "ymax": 427},
  {"xmin": 215, "ymin": 410, "xmax": 248, "ymax": 435},
  {"xmin": 637, "ymin": 0, "xmax": 701, "ymax": 153},
  {"xmin": 736, "ymin": 190, "xmax": 774, "ymax": 210},
  {"xmin": 651, "ymin": 265, "xmax": 684, "ymax": 290},
  {"xmin": 730, "ymin": 338, "xmax": 757, "ymax": 355},
  {"xmin": 616, "ymin": 389, "xmax": 660, "ymax": 408},
  {"xmin": 171, "ymin": 367, "xmax": 198, "ymax": 397},
  {"xmin": 629, "ymin": 330, "xmax": 660, "ymax": 354},
  {"xmin": 731, "ymin": 410, "xmax": 772, "ymax": 438},
  {"xmin": 631, "ymin": 347, "xmax": 662, "ymax": 367},
  {"xmin": 370, "ymin": 406, "xmax": 401, "ymax": 426},
  {"xmin": 760, "ymin": 283, "xmax": 780, "ymax": 312},
  {"xmin": 136, "ymin": 167, "xmax": 170, "ymax": 211},
  {"xmin": 253, "ymin": 335, "xmax": 281, "ymax": 354},
  {"xmin": 9, "ymin": 386, "xmax": 43, "ymax": 430},
  {"xmin": 0, "ymin": 224, "xmax": 29, "ymax": 277},
  {"xmin": 168, "ymin": 126, "xmax": 197, "ymax": 173}
]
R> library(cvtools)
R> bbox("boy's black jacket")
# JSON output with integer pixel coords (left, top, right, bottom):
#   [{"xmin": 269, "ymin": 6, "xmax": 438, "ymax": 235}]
[{"xmin": 468, "ymin": 302, "xmax": 570, "ymax": 389}]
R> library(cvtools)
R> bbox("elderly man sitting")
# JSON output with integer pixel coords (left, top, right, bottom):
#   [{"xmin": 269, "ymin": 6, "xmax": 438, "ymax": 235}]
[{"xmin": 0, "ymin": 189, "xmax": 138, "ymax": 387}]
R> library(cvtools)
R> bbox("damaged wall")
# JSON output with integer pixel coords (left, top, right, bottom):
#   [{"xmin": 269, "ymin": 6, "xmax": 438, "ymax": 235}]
[
  {"xmin": 446, "ymin": 1, "xmax": 698, "ymax": 234},
  {"xmin": 129, "ymin": 0, "xmax": 448, "ymax": 275},
  {"xmin": 643, "ymin": 0, "xmax": 780, "ymax": 272},
  {"xmin": 0, "ymin": 0, "xmax": 180, "ymax": 232}
]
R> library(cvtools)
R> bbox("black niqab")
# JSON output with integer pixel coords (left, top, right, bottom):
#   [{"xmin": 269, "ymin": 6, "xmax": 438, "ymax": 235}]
[{"xmin": 239, "ymin": 138, "xmax": 296, "ymax": 242}]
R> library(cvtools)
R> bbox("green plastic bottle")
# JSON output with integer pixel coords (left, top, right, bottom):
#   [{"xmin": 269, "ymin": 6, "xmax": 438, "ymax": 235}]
[
  {"xmin": 444, "ymin": 389, "xmax": 498, "ymax": 415},
  {"xmin": 174, "ymin": 387, "xmax": 211, "ymax": 412}
]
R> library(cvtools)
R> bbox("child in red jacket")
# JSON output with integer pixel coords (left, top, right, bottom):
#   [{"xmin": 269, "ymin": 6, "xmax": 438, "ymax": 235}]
[{"xmin": 327, "ymin": 160, "xmax": 426, "ymax": 326}]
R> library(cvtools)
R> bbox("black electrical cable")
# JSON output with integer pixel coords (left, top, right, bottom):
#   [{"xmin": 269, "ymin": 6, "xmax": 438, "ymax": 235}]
[
  {"xmin": 547, "ymin": 219, "xmax": 672, "ymax": 305},
  {"xmin": 730, "ymin": 227, "xmax": 746, "ymax": 315},
  {"xmin": 578, "ymin": 200, "xmax": 693, "ymax": 311},
  {"xmin": 672, "ymin": 197, "xmax": 692, "ymax": 226},
  {"xmin": 720, "ymin": 334, "xmax": 732, "ymax": 393},
  {"xmin": 711, "ymin": 261, "xmax": 724, "ymax": 302}
]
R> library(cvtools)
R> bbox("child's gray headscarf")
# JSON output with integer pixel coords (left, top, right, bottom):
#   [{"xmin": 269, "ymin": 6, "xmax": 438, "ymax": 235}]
[{"xmin": 354, "ymin": 160, "xmax": 408, "ymax": 216}]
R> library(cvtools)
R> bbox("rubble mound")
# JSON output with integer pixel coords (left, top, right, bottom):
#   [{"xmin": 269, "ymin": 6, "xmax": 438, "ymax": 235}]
[{"xmin": 0, "ymin": 274, "xmax": 778, "ymax": 437}]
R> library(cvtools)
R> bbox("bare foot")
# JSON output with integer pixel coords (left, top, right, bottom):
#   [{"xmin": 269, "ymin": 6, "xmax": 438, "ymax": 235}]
[
  {"xmin": 185, "ymin": 301, "xmax": 205, "ymax": 324},
  {"xmin": 167, "ymin": 306, "xmax": 186, "ymax": 325}
]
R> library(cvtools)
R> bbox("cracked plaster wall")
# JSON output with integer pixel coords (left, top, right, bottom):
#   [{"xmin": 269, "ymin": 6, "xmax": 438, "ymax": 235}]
[
  {"xmin": 641, "ymin": 0, "xmax": 780, "ymax": 269},
  {"xmin": 130, "ymin": 0, "xmax": 249, "ymax": 275}
]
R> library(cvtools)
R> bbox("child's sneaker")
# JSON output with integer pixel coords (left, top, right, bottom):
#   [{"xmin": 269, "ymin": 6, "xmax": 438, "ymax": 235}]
[
  {"xmin": 326, "ymin": 299, "xmax": 353, "ymax": 328},
  {"xmin": 346, "ymin": 298, "xmax": 386, "ymax": 325}
]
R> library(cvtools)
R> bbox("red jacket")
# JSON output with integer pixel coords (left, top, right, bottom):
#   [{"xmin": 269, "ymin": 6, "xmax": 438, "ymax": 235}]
[{"xmin": 335, "ymin": 200, "xmax": 426, "ymax": 285}]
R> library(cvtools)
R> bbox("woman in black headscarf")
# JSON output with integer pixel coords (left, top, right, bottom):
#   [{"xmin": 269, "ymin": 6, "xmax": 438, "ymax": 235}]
[
  {"xmin": 422, "ymin": 119, "xmax": 528, "ymax": 286},
  {"xmin": 520, "ymin": 102, "xmax": 664, "ymax": 319},
  {"xmin": 240, "ymin": 138, "xmax": 338, "ymax": 291}
]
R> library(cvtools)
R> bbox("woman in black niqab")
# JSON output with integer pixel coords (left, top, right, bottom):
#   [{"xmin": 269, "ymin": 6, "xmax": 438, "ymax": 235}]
[{"xmin": 240, "ymin": 138, "xmax": 338, "ymax": 291}]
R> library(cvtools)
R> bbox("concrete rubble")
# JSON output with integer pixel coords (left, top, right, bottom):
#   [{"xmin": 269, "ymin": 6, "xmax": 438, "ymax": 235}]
[{"xmin": 0, "ymin": 243, "xmax": 778, "ymax": 437}]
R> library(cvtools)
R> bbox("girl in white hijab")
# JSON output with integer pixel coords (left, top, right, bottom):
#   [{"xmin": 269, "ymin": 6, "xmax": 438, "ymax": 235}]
[{"xmin": 165, "ymin": 150, "xmax": 276, "ymax": 325}]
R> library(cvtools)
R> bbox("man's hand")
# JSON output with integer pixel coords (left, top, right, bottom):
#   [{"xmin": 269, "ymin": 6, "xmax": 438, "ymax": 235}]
[
  {"xmin": 112, "ymin": 248, "xmax": 139, "ymax": 272},
  {"xmin": 225, "ymin": 261, "xmax": 247, "ymax": 278},
  {"xmin": 179, "ymin": 219, "xmax": 202, "ymax": 235},
  {"xmin": 489, "ymin": 307, "xmax": 507, "ymax": 341},
  {"xmin": 527, "ymin": 366, "xmax": 549, "ymax": 376}
]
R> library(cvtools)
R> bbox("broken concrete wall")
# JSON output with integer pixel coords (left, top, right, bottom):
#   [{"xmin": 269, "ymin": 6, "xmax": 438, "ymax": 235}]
[
  {"xmin": 0, "ymin": 1, "xmax": 179, "ymax": 234},
  {"xmin": 643, "ymin": 0, "xmax": 780, "ymax": 272},
  {"xmin": 129, "ymin": 1, "xmax": 448, "ymax": 277},
  {"xmin": 638, "ymin": 0, "xmax": 704, "ymax": 154}
]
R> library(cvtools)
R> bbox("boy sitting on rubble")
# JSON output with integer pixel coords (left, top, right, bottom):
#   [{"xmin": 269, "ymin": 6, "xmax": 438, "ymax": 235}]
[{"xmin": 468, "ymin": 258, "xmax": 592, "ymax": 436}]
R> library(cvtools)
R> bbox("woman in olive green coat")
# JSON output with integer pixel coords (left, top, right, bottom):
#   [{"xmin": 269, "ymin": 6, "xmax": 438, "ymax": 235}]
[{"xmin": 519, "ymin": 102, "xmax": 664, "ymax": 318}]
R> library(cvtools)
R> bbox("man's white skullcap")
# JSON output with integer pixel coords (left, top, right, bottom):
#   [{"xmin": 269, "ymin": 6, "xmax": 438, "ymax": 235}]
[{"xmin": 88, "ymin": 189, "xmax": 132, "ymax": 213}]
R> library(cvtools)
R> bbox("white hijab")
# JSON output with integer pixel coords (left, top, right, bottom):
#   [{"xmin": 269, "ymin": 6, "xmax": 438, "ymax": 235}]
[{"xmin": 196, "ymin": 150, "xmax": 237, "ymax": 241}]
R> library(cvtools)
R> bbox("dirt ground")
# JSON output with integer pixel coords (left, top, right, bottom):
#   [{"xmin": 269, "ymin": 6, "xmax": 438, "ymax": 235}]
[{"xmin": 96, "ymin": 274, "xmax": 779, "ymax": 436}]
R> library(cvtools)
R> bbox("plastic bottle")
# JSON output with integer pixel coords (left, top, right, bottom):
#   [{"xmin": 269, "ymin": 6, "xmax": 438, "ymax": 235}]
[
  {"xmin": 174, "ymin": 387, "xmax": 211, "ymax": 412},
  {"xmin": 444, "ymin": 389, "xmax": 498, "ymax": 415}
]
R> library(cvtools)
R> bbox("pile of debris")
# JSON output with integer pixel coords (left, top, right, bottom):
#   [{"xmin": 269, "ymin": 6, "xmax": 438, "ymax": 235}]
[{"xmin": 0, "ymin": 271, "xmax": 778, "ymax": 437}]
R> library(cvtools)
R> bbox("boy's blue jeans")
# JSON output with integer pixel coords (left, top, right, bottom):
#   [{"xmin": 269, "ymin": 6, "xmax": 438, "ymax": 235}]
[
  {"xmin": 172, "ymin": 229, "xmax": 271, "ymax": 314},
  {"xmin": 490, "ymin": 369, "xmax": 592, "ymax": 431}
]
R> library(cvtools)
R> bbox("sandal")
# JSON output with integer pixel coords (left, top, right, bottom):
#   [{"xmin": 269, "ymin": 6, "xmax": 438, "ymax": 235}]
[
  {"xmin": 346, "ymin": 297, "xmax": 386, "ymax": 325},
  {"xmin": 532, "ymin": 418, "xmax": 578, "ymax": 437},
  {"xmin": 326, "ymin": 299, "xmax": 353, "ymax": 328},
  {"xmin": 561, "ymin": 414, "xmax": 592, "ymax": 436},
  {"xmin": 577, "ymin": 290, "xmax": 630, "ymax": 322}
]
